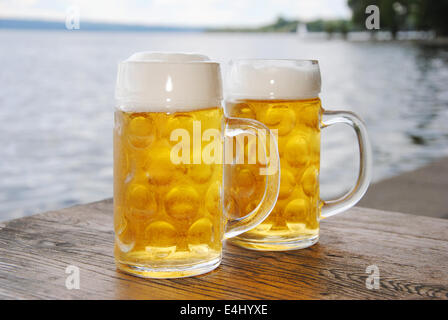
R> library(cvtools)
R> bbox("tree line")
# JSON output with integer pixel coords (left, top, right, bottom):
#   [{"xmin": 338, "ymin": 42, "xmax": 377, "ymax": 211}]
[
  {"xmin": 208, "ymin": 0, "xmax": 448, "ymax": 38},
  {"xmin": 349, "ymin": 0, "xmax": 448, "ymax": 38}
]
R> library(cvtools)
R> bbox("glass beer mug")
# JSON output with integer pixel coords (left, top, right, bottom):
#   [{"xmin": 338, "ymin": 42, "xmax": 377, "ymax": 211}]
[
  {"xmin": 113, "ymin": 53, "xmax": 280, "ymax": 278},
  {"xmin": 226, "ymin": 59, "xmax": 372, "ymax": 251}
]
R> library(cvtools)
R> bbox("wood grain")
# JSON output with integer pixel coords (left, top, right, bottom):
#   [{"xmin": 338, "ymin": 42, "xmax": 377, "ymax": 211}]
[{"xmin": 0, "ymin": 199, "xmax": 447, "ymax": 300}]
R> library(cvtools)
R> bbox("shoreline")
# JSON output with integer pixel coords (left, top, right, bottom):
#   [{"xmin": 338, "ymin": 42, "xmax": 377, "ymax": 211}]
[{"xmin": 359, "ymin": 157, "xmax": 448, "ymax": 219}]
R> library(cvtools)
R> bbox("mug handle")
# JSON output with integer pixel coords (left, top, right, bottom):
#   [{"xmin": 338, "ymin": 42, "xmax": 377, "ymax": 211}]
[
  {"xmin": 223, "ymin": 117, "xmax": 281, "ymax": 239},
  {"xmin": 320, "ymin": 110, "xmax": 373, "ymax": 218}
]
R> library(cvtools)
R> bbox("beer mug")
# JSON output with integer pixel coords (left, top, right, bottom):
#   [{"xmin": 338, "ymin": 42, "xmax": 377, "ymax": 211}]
[
  {"xmin": 113, "ymin": 53, "xmax": 280, "ymax": 278},
  {"xmin": 226, "ymin": 59, "xmax": 372, "ymax": 251}
]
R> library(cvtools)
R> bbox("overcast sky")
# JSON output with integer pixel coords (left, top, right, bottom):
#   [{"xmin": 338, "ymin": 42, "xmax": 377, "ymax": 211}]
[{"xmin": 0, "ymin": 0, "xmax": 351, "ymax": 27}]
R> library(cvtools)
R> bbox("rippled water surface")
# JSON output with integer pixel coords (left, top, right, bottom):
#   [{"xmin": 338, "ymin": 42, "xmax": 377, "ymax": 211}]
[{"xmin": 1, "ymin": 30, "xmax": 447, "ymax": 220}]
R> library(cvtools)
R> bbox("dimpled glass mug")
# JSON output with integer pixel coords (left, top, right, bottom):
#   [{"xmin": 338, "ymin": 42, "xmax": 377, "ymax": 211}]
[
  {"xmin": 225, "ymin": 59, "xmax": 372, "ymax": 251},
  {"xmin": 113, "ymin": 53, "xmax": 280, "ymax": 278}
]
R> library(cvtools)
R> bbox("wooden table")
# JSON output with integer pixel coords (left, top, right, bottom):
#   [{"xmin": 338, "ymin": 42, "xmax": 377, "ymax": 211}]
[{"xmin": 0, "ymin": 199, "xmax": 447, "ymax": 300}]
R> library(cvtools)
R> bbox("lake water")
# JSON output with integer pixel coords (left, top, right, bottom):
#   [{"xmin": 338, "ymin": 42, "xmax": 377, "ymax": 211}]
[{"xmin": 1, "ymin": 30, "xmax": 448, "ymax": 221}]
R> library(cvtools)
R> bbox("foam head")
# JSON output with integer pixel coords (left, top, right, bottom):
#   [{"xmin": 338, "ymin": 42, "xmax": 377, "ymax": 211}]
[
  {"xmin": 115, "ymin": 52, "xmax": 222, "ymax": 112},
  {"xmin": 226, "ymin": 59, "xmax": 321, "ymax": 101}
]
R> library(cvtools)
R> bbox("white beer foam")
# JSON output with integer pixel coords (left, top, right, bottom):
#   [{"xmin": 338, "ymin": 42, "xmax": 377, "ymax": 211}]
[
  {"xmin": 115, "ymin": 52, "xmax": 222, "ymax": 112},
  {"xmin": 226, "ymin": 59, "xmax": 321, "ymax": 100}
]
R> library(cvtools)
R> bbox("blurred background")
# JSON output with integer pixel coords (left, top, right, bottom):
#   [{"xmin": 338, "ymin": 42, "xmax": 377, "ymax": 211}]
[{"xmin": 0, "ymin": 0, "xmax": 447, "ymax": 221}]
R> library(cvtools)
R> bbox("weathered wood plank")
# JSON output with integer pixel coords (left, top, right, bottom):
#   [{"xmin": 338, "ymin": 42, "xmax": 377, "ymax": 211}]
[{"xmin": 0, "ymin": 199, "xmax": 447, "ymax": 300}]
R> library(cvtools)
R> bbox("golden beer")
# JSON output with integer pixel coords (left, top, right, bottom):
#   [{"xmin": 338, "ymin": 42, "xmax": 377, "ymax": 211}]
[
  {"xmin": 226, "ymin": 98, "xmax": 322, "ymax": 247},
  {"xmin": 226, "ymin": 58, "xmax": 371, "ymax": 251},
  {"xmin": 114, "ymin": 107, "xmax": 225, "ymax": 277},
  {"xmin": 114, "ymin": 52, "xmax": 281, "ymax": 277}
]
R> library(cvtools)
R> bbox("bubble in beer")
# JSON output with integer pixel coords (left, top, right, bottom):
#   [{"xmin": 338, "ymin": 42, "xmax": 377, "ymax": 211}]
[
  {"xmin": 263, "ymin": 105, "xmax": 296, "ymax": 136},
  {"xmin": 115, "ymin": 216, "xmax": 135, "ymax": 253},
  {"xmin": 205, "ymin": 181, "xmax": 222, "ymax": 215},
  {"xmin": 302, "ymin": 103, "xmax": 321, "ymax": 128},
  {"xmin": 284, "ymin": 199, "xmax": 309, "ymax": 223},
  {"xmin": 114, "ymin": 210, "xmax": 128, "ymax": 236},
  {"xmin": 165, "ymin": 186, "xmax": 200, "ymax": 221},
  {"xmin": 129, "ymin": 116, "xmax": 154, "ymax": 136},
  {"xmin": 187, "ymin": 218, "xmax": 213, "ymax": 245},
  {"xmin": 279, "ymin": 169, "xmax": 296, "ymax": 199},
  {"xmin": 146, "ymin": 147, "xmax": 177, "ymax": 185},
  {"xmin": 165, "ymin": 113, "xmax": 195, "ymax": 140},
  {"xmin": 231, "ymin": 103, "xmax": 256, "ymax": 119},
  {"xmin": 116, "ymin": 232, "xmax": 135, "ymax": 253},
  {"xmin": 126, "ymin": 184, "xmax": 152, "ymax": 210},
  {"xmin": 302, "ymin": 166, "xmax": 318, "ymax": 196},
  {"xmin": 232, "ymin": 168, "xmax": 256, "ymax": 197},
  {"xmin": 128, "ymin": 116, "xmax": 155, "ymax": 148},
  {"xmin": 145, "ymin": 221, "xmax": 177, "ymax": 247},
  {"xmin": 285, "ymin": 135, "xmax": 309, "ymax": 167}
]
